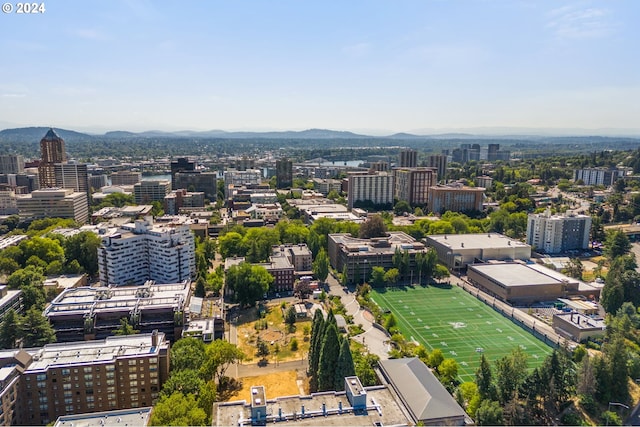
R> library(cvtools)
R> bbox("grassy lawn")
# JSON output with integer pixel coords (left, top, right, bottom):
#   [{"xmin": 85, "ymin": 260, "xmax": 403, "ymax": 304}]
[
  {"xmin": 236, "ymin": 302, "xmax": 312, "ymax": 363},
  {"xmin": 371, "ymin": 285, "xmax": 554, "ymax": 383}
]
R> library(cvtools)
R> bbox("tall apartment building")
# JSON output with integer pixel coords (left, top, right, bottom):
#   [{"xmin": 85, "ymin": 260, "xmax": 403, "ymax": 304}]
[
  {"xmin": 526, "ymin": 209, "xmax": 592, "ymax": 254},
  {"xmin": 170, "ymin": 158, "xmax": 196, "ymax": 189},
  {"xmin": 369, "ymin": 161, "xmax": 390, "ymax": 172},
  {"xmin": 427, "ymin": 183, "xmax": 484, "ymax": 214},
  {"xmin": 427, "ymin": 154, "xmax": 447, "ymax": 182},
  {"xmin": 398, "ymin": 149, "xmax": 417, "ymax": 168},
  {"xmin": 275, "ymin": 158, "xmax": 293, "ymax": 189},
  {"xmin": 394, "ymin": 168, "xmax": 437, "ymax": 206},
  {"xmin": 54, "ymin": 163, "xmax": 89, "ymax": 195},
  {"xmin": 174, "ymin": 171, "xmax": 217, "ymax": 199},
  {"xmin": 38, "ymin": 128, "xmax": 66, "ymax": 188},
  {"xmin": 16, "ymin": 188, "xmax": 89, "ymax": 224},
  {"xmin": 13, "ymin": 332, "xmax": 170, "ymax": 425},
  {"xmin": 133, "ymin": 180, "xmax": 171, "ymax": 204},
  {"xmin": 347, "ymin": 172, "xmax": 394, "ymax": 210},
  {"xmin": 573, "ymin": 168, "xmax": 625, "ymax": 186},
  {"xmin": 98, "ymin": 218, "xmax": 195, "ymax": 286},
  {"xmin": 0, "ymin": 155, "xmax": 24, "ymax": 175},
  {"xmin": 110, "ymin": 171, "xmax": 142, "ymax": 186}
]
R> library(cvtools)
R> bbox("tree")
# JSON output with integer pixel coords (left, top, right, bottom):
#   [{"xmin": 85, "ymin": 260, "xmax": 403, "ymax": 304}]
[
  {"xmin": 370, "ymin": 266, "xmax": 386, "ymax": 287},
  {"xmin": 0, "ymin": 309, "xmax": 18, "ymax": 349},
  {"xmin": 21, "ymin": 284, "xmax": 46, "ymax": 311},
  {"xmin": 149, "ymin": 392, "xmax": 207, "ymax": 426},
  {"xmin": 113, "ymin": 318, "xmax": 139, "ymax": 336},
  {"xmin": 64, "ymin": 231, "xmax": 101, "ymax": 276},
  {"xmin": 358, "ymin": 215, "xmax": 387, "ymax": 239},
  {"xmin": 161, "ymin": 369, "xmax": 205, "ymax": 397},
  {"xmin": 200, "ymin": 340, "xmax": 245, "ymax": 386},
  {"xmin": 294, "ymin": 280, "xmax": 312, "ymax": 301},
  {"xmin": 6, "ymin": 265, "xmax": 44, "ymax": 290},
  {"xmin": 171, "ymin": 337, "xmax": 206, "ymax": 372},
  {"xmin": 317, "ymin": 323, "xmax": 340, "ymax": 391},
  {"xmin": 384, "ymin": 313, "xmax": 397, "ymax": 332},
  {"xmin": 439, "ymin": 358, "xmax": 459, "ymax": 388},
  {"xmin": 334, "ymin": 337, "xmax": 356, "ymax": 391},
  {"xmin": 19, "ymin": 236, "xmax": 65, "ymax": 265},
  {"xmin": 226, "ymin": 263, "xmax": 273, "ymax": 307},
  {"xmin": 428, "ymin": 348, "xmax": 445, "ymax": 370},
  {"xmin": 602, "ymin": 255, "xmax": 638, "ymax": 314},
  {"xmin": 604, "ymin": 229, "xmax": 631, "ymax": 261},
  {"xmin": 433, "ymin": 264, "xmax": 450, "ymax": 282},
  {"xmin": 562, "ymin": 258, "xmax": 583, "ymax": 280},
  {"xmin": 475, "ymin": 399, "xmax": 503, "ymax": 426},
  {"xmin": 312, "ymin": 249, "xmax": 329, "ymax": 283},
  {"xmin": 394, "ymin": 200, "xmax": 411, "ymax": 215},
  {"xmin": 256, "ymin": 337, "xmax": 270, "ymax": 359},
  {"xmin": 194, "ymin": 276, "xmax": 206, "ymax": 298},
  {"xmin": 285, "ymin": 305, "xmax": 297, "ymax": 330},
  {"xmin": 384, "ymin": 268, "xmax": 400, "ymax": 285},
  {"xmin": 476, "ymin": 354, "xmax": 496, "ymax": 401},
  {"xmin": 308, "ymin": 309, "xmax": 325, "ymax": 392},
  {"xmin": 19, "ymin": 307, "xmax": 56, "ymax": 347},
  {"xmin": 218, "ymin": 232, "xmax": 244, "ymax": 259},
  {"xmin": 495, "ymin": 346, "xmax": 528, "ymax": 404}
]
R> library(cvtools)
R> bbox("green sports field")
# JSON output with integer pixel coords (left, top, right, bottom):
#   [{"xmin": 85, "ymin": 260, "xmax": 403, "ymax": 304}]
[{"xmin": 371, "ymin": 285, "xmax": 553, "ymax": 383}]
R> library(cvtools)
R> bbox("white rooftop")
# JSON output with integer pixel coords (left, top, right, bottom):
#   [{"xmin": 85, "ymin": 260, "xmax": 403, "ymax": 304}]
[
  {"xmin": 25, "ymin": 333, "xmax": 166, "ymax": 372},
  {"xmin": 54, "ymin": 407, "xmax": 153, "ymax": 427},
  {"xmin": 428, "ymin": 233, "xmax": 530, "ymax": 250}
]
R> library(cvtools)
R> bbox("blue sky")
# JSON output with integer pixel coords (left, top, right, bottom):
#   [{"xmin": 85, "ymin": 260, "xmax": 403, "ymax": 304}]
[{"xmin": 1, "ymin": 0, "xmax": 639, "ymax": 134}]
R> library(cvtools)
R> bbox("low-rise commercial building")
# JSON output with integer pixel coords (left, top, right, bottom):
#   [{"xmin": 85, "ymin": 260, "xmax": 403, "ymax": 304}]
[
  {"xmin": 552, "ymin": 312, "xmax": 605, "ymax": 342},
  {"xmin": 328, "ymin": 232, "xmax": 429, "ymax": 285},
  {"xmin": 426, "ymin": 233, "xmax": 531, "ymax": 270},
  {"xmin": 16, "ymin": 188, "xmax": 89, "ymax": 224}
]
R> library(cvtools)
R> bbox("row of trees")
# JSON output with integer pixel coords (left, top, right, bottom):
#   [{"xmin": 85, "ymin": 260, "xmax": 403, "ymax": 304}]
[
  {"xmin": 0, "ymin": 308, "xmax": 56, "ymax": 349},
  {"xmin": 308, "ymin": 309, "xmax": 355, "ymax": 393},
  {"xmin": 150, "ymin": 337, "xmax": 245, "ymax": 426}
]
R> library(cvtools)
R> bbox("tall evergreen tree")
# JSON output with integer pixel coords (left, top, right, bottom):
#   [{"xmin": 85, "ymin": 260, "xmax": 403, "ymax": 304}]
[
  {"xmin": 317, "ymin": 323, "xmax": 340, "ymax": 391},
  {"xmin": 334, "ymin": 338, "xmax": 356, "ymax": 391},
  {"xmin": 308, "ymin": 310, "xmax": 325, "ymax": 392},
  {"xmin": 476, "ymin": 354, "xmax": 496, "ymax": 401},
  {"xmin": 326, "ymin": 308, "xmax": 336, "ymax": 327},
  {"xmin": 19, "ymin": 307, "xmax": 56, "ymax": 347},
  {"xmin": 0, "ymin": 309, "xmax": 18, "ymax": 349}
]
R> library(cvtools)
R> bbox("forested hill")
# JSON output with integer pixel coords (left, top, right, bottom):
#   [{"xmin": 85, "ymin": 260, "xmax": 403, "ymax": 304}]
[{"xmin": 1, "ymin": 126, "xmax": 640, "ymax": 160}]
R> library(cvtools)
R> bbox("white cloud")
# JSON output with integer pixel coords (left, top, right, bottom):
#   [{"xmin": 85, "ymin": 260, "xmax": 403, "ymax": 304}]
[
  {"xmin": 547, "ymin": 5, "xmax": 617, "ymax": 39},
  {"xmin": 69, "ymin": 28, "xmax": 111, "ymax": 41}
]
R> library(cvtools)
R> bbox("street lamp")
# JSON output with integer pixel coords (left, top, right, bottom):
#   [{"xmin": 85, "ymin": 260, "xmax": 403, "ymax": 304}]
[{"xmin": 606, "ymin": 402, "xmax": 629, "ymax": 426}]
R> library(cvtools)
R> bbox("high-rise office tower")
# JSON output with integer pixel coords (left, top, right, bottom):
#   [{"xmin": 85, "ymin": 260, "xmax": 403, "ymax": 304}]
[
  {"xmin": 399, "ymin": 149, "xmax": 417, "ymax": 168},
  {"xmin": 276, "ymin": 158, "xmax": 293, "ymax": 189},
  {"xmin": 0, "ymin": 155, "xmax": 25, "ymax": 174},
  {"xmin": 170, "ymin": 158, "xmax": 196, "ymax": 189},
  {"xmin": 38, "ymin": 128, "xmax": 66, "ymax": 188},
  {"xmin": 427, "ymin": 154, "xmax": 447, "ymax": 182}
]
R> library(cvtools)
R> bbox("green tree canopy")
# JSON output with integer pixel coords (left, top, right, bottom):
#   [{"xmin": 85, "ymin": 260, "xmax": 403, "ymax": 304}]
[
  {"xmin": 604, "ymin": 229, "xmax": 631, "ymax": 260},
  {"xmin": 171, "ymin": 337, "xmax": 207, "ymax": 372},
  {"xmin": 226, "ymin": 263, "xmax": 273, "ymax": 307},
  {"xmin": 19, "ymin": 307, "xmax": 56, "ymax": 347},
  {"xmin": 317, "ymin": 323, "xmax": 340, "ymax": 391},
  {"xmin": 149, "ymin": 392, "xmax": 207, "ymax": 426}
]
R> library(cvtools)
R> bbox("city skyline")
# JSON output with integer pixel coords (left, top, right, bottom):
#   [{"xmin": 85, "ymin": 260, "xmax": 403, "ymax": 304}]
[{"xmin": 1, "ymin": 0, "xmax": 639, "ymax": 135}]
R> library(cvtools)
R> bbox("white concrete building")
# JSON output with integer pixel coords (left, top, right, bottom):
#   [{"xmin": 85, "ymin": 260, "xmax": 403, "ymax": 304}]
[
  {"xmin": 0, "ymin": 190, "xmax": 18, "ymax": 215},
  {"xmin": 573, "ymin": 168, "xmax": 625, "ymax": 186},
  {"xmin": 223, "ymin": 169, "xmax": 263, "ymax": 197},
  {"xmin": 526, "ymin": 209, "xmax": 592, "ymax": 254},
  {"xmin": 98, "ymin": 218, "xmax": 195, "ymax": 286},
  {"xmin": 347, "ymin": 172, "xmax": 394, "ymax": 209},
  {"xmin": 16, "ymin": 188, "xmax": 89, "ymax": 224}
]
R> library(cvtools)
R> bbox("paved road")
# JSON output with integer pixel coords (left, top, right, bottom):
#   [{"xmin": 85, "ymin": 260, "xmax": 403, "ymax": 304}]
[{"xmin": 325, "ymin": 271, "xmax": 391, "ymax": 359}]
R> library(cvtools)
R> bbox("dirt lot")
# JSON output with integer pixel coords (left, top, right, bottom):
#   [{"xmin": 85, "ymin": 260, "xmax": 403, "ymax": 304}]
[
  {"xmin": 229, "ymin": 370, "xmax": 308, "ymax": 402},
  {"xmin": 236, "ymin": 302, "xmax": 312, "ymax": 363}
]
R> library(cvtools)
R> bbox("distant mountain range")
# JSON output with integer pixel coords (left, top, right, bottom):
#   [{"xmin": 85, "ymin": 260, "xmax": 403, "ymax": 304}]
[{"xmin": 1, "ymin": 126, "xmax": 640, "ymax": 142}]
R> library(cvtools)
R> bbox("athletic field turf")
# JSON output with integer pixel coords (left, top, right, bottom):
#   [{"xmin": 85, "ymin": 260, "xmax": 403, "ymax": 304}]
[{"xmin": 371, "ymin": 285, "xmax": 553, "ymax": 383}]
